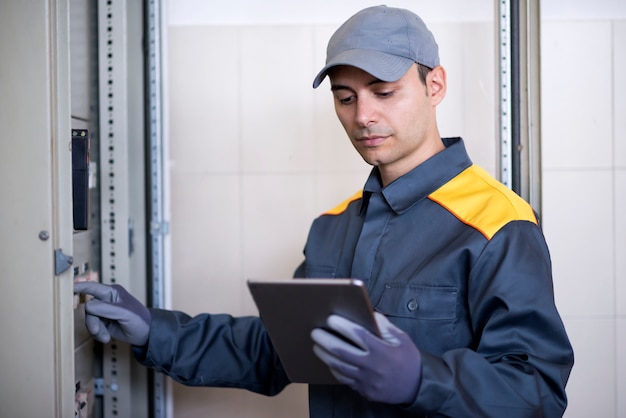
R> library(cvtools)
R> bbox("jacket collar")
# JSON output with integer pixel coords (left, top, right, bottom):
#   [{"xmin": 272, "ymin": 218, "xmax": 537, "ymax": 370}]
[{"xmin": 360, "ymin": 137, "xmax": 472, "ymax": 215}]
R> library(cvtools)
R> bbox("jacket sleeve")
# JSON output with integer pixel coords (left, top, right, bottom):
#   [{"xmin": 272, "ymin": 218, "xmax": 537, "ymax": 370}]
[
  {"xmin": 405, "ymin": 221, "xmax": 574, "ymax": 417},
  {"xmin": 133, "ymin": 308, "xmax": 291, "ymax": 396}
]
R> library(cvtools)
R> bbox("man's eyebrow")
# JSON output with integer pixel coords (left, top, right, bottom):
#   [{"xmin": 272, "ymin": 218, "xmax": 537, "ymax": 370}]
[
  {"xmin": 330, "ymin": 84, "xmax": 352, "ymax": 92},
  {"xmin": 330, "ymin": 78, "xmax": 386, "ymax": 92},
  {"xmin": 367, "ymin": 78, "xmax": 387, "ymax": 86}
]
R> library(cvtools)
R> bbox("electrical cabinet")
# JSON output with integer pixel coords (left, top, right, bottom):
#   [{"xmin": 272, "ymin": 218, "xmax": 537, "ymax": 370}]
[{"xmin": 0, "ymin": 1, "xmax": 148, "ymax": 416}]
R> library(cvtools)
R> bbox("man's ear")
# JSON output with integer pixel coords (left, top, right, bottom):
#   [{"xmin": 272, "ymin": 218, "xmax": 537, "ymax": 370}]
[{"xmin": 428, "ymin": 66, "xmax": 447, "ymax": 106}]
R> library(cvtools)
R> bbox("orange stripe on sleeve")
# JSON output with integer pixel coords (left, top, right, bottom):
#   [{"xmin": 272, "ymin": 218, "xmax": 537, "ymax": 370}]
[{"xmin": 428, "ymin": 165, "xmax": 537, "ymax": 240}]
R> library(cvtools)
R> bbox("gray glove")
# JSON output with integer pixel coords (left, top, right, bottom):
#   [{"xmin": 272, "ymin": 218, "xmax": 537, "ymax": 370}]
[
  {"xmin": 311, "ymin": 312, "xmax": 422, "ymax": 404},
  {"xmin": 74, "ymin": 282, "xmax": 151, "ymax": 347}
]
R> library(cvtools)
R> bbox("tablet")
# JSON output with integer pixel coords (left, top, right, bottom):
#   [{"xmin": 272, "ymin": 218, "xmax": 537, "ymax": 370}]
[{"xmin": 247, "ymin": 278, "xmax": 380, "ymax": 385}]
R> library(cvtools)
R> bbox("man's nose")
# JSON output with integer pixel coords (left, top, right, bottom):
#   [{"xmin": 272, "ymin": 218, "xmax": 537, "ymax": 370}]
[{"xmin": 355, "ymin": 96, "xmax": 377, "ymax": 127}]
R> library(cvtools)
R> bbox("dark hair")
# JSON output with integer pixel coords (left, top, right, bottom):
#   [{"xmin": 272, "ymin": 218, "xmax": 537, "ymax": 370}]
[{"xmin": 417, "ymin": 64, "xmax": 432, "ymax": 86}]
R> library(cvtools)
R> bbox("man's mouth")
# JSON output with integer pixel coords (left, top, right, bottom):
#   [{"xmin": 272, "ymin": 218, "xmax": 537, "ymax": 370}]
[{"xmin": 357, "ymin": 135, "xmax": 387, "ymax": 147}]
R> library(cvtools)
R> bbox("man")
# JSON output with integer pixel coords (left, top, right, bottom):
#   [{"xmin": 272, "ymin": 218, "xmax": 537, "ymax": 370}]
[{"xmin": 76, "ymin": 5, "xmax": 574, "ymax": 417}]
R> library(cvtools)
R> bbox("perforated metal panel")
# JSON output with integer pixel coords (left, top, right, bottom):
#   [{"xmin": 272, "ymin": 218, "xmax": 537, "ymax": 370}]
[
  {"xmin": 496, "ymin": 0, "xmax": 542, "ymax": 212},
  {"xmin": 98, "ymin": 0, "xmax": 144, "ymax": 416}
]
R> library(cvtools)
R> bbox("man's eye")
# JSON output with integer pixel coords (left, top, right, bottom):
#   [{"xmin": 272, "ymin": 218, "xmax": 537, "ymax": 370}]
[
  {"xmin": 338, "ymin": 95, "xmax": 356, "ymax": 105},
  {"xmin": 376, "ymin": 91, "xmax": 393, "ymax": 98}
]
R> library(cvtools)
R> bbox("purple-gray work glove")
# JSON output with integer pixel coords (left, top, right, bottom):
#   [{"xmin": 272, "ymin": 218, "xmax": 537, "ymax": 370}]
[
  {"xmin": 311, "ymin": 312, "xmax": 422, "ymax": 404},
  {"xmin": 74, "ymin": 282, "xmax": 151, "ymax": 347}
]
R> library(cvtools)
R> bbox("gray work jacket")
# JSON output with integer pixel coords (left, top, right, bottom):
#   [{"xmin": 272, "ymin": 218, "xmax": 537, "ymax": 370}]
[{"xmin": 135, "ymin": 138, "xmax": 574, "ymax": 417}]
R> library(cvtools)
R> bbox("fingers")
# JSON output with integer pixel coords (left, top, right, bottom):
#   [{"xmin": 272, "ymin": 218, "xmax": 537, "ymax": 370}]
[
  {"xmin": 85, "ymin": 313, "xmax": 111, "ymax": 343},
  {"xmin": 311, "ymin": 327, "xmax": 364, "ymax": 357},
  {"xmin": 320, "ymin": 314, "xmax": 403, "ymax": 352},
  {"xmin": 373, "ymin": 312, "xmax": 402, "ymax": 344},
  {"xmin": 75, "ymin": 282, "xmax": 115, "ymax": 343},
  {"xmin": 312, "ymin": 344, "xmax": 357, "ymax": 384},
  {"xmin": 84, "ymin": 299, "xmax": 128, "ymax": 322},
  {"xmin": 326, "ymin": 315, "xmax": 370, "ymax": 350},
  {"xmin": 312, "ymin": 344, "xmax": 356, "ymax": 374},
  {"xmin": 311, "ymin": 327, "xmax": 372, "ymax": 376},
  {"xmin": 74, "ymin": 282, "xmax": 118, "ymax": 302}
]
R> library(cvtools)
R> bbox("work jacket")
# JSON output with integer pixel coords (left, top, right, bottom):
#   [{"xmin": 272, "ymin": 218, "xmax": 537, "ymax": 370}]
[{"xmin": 136, "ymin": 137, "xmax": 574, "ymax": 417}]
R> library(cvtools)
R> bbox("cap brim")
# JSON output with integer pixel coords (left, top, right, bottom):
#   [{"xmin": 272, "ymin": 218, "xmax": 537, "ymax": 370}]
[{"xmin": 312, "ymin": 49, "xmax": 414, "ymax": 88}]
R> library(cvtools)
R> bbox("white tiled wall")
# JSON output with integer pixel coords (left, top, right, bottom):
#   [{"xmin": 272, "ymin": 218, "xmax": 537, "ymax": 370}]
[
  {"xmin": 165, "ymin": 3, "xmax": 625, "ymax": 417},
  {"xmin": 541, "ymin": 17, "xmax": 626, "ymax": 418}
]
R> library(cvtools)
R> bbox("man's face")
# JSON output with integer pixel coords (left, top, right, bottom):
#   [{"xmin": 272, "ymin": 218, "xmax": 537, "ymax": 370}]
[{"xmin": 329, "ymin": 63, "xmax": 445, "ymax": 186}]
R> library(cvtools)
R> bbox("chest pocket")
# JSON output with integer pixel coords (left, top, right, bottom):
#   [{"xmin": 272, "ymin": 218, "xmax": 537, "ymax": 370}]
[
  {"xmin": 374, "ymin": 284, "xmax": 459, "ymax": 355},
  {"xmin": 374, "ymin": 283, "xmax": 457, "ymax": 320}
]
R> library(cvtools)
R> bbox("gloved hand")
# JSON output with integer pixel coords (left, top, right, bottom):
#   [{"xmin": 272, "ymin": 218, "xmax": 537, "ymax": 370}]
[
  {"xmin": 74, "ymin": 282, "xmax": 151, "ymax": 347},
  {"xmin": 311, "ymin": 312, "xmax": 422, "ymax": 405}
]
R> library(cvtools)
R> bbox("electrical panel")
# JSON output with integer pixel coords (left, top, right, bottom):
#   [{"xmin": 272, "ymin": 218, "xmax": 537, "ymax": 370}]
[
  {"xmin": 71, "ymin": 1, "xmax": 150, "ymax": 417},
  {"xmin": 0, "ymin": 0, "xmax": 148, "ymax": 416}
]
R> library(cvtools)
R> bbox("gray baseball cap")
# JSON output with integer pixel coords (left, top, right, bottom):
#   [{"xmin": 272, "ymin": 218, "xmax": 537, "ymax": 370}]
[{"xmin": 312, "ymin": 5, "xmax": 440, "ymax": 88}]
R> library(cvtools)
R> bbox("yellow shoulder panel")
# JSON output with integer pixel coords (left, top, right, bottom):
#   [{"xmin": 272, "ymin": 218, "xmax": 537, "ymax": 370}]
[
  {"xmin": 323, "ymin": 190, "xmax": 363, "ymax": 216},
  {"xmin": 428, "ymin": 165, "xmax": 537, "ymax": 239}
]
